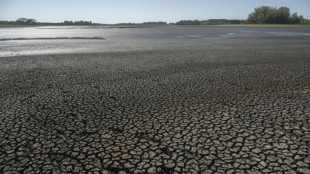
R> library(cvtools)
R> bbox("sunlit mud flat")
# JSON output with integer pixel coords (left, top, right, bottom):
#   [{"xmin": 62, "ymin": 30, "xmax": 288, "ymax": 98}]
[
  {"xmin": 1, "ymin": 26, "xmax": 310, "ymax": 173},
  {"xmin": 1, "ymin": 26, "xmax": 310, "ymax": 57}
]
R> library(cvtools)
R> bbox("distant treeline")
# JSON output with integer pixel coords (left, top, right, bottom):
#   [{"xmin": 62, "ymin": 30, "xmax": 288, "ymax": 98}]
[
  {"xmin": 115, "ymin": 21, "xmax": 167, "ymax": 25},
  {"xmin": 63, "ymin": 20, "xmax": 93, "ymax": 25},
  {"xmin": 0, "ymin": 18, "xmax": 37, "ymax": 25},
  {"xmin": 246, "ymin": 6, "xmax": 308, "ymax": 24},
  {"xmin": 0, "ymin": 18, "xmax": 94, "ymax": 25},
  {"xmin": 2, "ymin": 10, "xmax": 309, "ymax": 26},
  {"xmin": 143, "ymin": 22, "xmax": 167, "ymax": 25},
  {"xmin": 175, "ymin": 19, "xmax": 245, "ymax": 25},
  {"xmin": 0, "ymin": 19, "xmax": 169, "ymax": 26},
  {"xmin": 175, "ymin": 6, "xmax": 309, "ymax": 25}
]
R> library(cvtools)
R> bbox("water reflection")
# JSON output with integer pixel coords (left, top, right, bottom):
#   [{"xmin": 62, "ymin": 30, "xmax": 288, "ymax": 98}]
[{"xmin": 0, "ymin": 26, "xmax": 309, "ymax": 57}]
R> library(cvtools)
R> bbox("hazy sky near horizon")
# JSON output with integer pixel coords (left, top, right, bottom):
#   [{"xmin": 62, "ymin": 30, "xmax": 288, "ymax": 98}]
[{"xmin": 1, "ymin": 0, "xmax": 310, "ymax": 24}]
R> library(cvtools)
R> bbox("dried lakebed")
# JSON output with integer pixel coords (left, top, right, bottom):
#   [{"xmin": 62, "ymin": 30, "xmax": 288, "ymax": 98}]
[{"xmin": 0, "ymin": 48, "xmax": 310, "ymax": 173}]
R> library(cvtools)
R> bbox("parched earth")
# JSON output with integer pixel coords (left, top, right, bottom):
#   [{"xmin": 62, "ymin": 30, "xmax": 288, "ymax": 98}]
[{"xmin": 0, "ymin": 48, "xmax": 310, "ymax": 173}]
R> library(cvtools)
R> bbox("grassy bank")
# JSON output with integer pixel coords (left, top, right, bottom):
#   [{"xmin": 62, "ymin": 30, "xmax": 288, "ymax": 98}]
[
  {"xmin": 0, "ymin": 23, "xmax": 164, "ymax": 28},
  {"xmin": 0, "ymin": 24, "xmax": 35, "ymax": 27},
  {"xmin": 0, "ymin": 24, "xmax": 96, "ymax": 27},
  {"xmin": 173, "ymin": 24, "xmax": 310, "ymax": 27}
]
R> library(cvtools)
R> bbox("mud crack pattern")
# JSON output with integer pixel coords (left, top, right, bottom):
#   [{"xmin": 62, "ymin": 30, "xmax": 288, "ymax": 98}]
[{"xmin": 1, "ymin": 48, "xmax": 310, "ymax": 173}]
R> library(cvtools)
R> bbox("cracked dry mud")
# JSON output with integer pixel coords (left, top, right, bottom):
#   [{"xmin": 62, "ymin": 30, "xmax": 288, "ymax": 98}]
[{"xmin": 0, "ymin": 48, "xmax": 310, "ymax": 173}]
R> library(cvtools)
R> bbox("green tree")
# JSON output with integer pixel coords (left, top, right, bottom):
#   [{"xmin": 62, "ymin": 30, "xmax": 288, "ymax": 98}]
[
  {"xmin": 275, "ymin": 7, "xmax": 290, "ymax": 24},
  {"xmin": 246, "ymin": 6, "xmax": 275, "ymax": 24},
  {"xmin": 16, "ymin": 18, "xmax": 27, "ymax": 24},
  {"xmin": 257, "ymin": 6, "xmax": 275, "ymax": 23},
  {"xmin": 15, "ymin": 18, "xmax": 37, "ymax": 25},
  {"xmin": 247, "ymin": 6, "xmax": 294, "ymax": 24},
  {"xmin": 26, "ymin": 19, "xmax": 37, "ymax": 24},
  {"xmin": 290, "ymin": 12, "xmax": 304, "ymax": 24}
]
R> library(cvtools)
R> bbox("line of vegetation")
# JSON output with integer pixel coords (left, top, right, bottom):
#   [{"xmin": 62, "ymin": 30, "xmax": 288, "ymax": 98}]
[
  {"xmin": 0, "ymin": 18, "xmax": 96, "ymax": 25},
  {"xmin": 0, "ymin": 18, "xmax": 37, "ymax": 25},
  {"xmin": 247, "ymin": 6, "xmax": 308, "ymax": 24},
  {"xmin": 63, "ymin": 20, "xmax": 93, "ymax": 25},
  {"xmin": 0, "ymin": 19, "xmax": 169, "ymax": 27},
  {"xmin": 1, "ymin": 6, "xmax": 309, "ymax": 27},
  {"xmin": 175, "ymin": 24, "xmax": 310, "ymax": 28},
  {"xmin": 114, "ymin": 22, "xmax": 167, "ymax": 26},
  {"xmin": 175, "ymin": 6, "xmax": 310, "ymax": 26},
  {"xmin": 175, "ymin": 19, "xmax": 245, "ymax": 25}
]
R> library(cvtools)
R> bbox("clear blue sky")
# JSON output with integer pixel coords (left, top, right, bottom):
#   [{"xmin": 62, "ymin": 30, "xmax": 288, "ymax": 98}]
[{"xmin": 1, "ymin": 0, "xmax": 310, "ymax": 24}]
